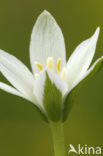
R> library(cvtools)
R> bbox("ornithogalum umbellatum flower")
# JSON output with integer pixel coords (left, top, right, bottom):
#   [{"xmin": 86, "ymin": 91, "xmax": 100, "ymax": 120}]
[{"xmin": 0, "ymin": 10, "xmax": 103, "ymax": 122}]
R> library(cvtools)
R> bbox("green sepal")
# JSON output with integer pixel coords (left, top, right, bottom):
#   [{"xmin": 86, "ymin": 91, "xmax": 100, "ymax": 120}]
[
  {"xmin": 43, "ymin": 72, "xmax": 63, "ymax": 122},
  {"xmin": 62, "ymin": 57, "xmax": 103, "ymax": 122}
]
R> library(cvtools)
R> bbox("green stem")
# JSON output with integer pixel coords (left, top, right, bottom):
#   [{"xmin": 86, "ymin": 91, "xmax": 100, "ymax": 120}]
[{"xmin": 50, "ymin": 121, "xmax": 65, "ymax": 156}]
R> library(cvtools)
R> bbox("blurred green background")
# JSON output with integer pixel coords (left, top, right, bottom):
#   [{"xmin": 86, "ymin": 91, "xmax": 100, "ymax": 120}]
[{"xmin": 0, "ymin": 0, "xmax": 103, "ymax": 156}]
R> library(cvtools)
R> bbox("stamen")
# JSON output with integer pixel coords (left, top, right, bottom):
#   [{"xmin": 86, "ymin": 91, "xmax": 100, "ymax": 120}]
[
  {"xmin": 56, "ymin": 58, "xmax": 61, "ymax": 72},
  {"xmin": 61, "ymin": 68, "xmax": 66, "ymax": 79},
  {"xmin": 35, "ymin": 73, "xmax": 39, "ymax": 79},
  {"xmin": 46, "ymin": 57, "xmax": 54, "ymax": 70},
  {"xmin": 35, "ymin": 62, "xmax": 43, "ymax": 70}
]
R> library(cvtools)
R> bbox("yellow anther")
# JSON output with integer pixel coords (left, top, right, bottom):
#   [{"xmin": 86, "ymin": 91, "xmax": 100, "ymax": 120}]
[
  {"xmin": 61, "ymin": 68, "xmax": 66, "ymax": 79},
  {"xmin": 46, "ymin": 57, "xmax": 54, "ymax": 70},
  {"xmin": 35, "ymin": 62, "xmax": 43, "ymax": 70},
  {"xmin": 35, "ymin": 73, "xmax": 39, "ymax": 79},
  {"xmin": 56, "ymin": 58, "xmax": 61, "ymax": 72}
]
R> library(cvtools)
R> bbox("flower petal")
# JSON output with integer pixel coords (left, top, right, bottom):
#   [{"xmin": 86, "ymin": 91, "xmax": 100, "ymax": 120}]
[
  {"xmin": 0, "ymin": 82, "xmax": 25, "ymax": 97},
  {"xmin": 47, "ymin": 69, "xmax": 68, "ymax": 96},
  {"xmin": 33, "ymin": 71, "xmax": 46, "ymax": 109},
  {"xmin": 34, "ymin": 69, "xmax": 68, "ymax": 107},
  {"xmin": 66, "ymin": 27, "xmax": 100, "ymax": 88},
  {"xmin": 0, "ymin": 81, "xmax": 38, "ymax": 104},
  {"xmin": 0, "ymin": 81, "xmax": 48, "ymax": 122},
  {"xmin": 63, "ymin": 57, "xmax": 103, "ymax": 122},
  {"xmin": 30, "ymin": 10, "xmax": 66, "ymax": 73},
  {"xmin": 78, "ymin": 56, "xmax": 103, "ymax": 88},
  {"xmin": 0, "ymin": 49, "xmax": 36, "ymax": 102},
  {"xmin": 43, "ymin": 72, "xmax": 63, "ymax": 121}
]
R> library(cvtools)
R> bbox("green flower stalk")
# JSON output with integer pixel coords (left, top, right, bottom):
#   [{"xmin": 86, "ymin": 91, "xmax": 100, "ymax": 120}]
[{"xmin": 0, "ymin": 10, "xmax": 103, "ymax": 156}]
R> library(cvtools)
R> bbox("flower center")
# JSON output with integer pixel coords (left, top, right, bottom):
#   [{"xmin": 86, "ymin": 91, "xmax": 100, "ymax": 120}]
[{"xmin": 34, "ymin": 57, "xmax": 66, "ymax": 80}]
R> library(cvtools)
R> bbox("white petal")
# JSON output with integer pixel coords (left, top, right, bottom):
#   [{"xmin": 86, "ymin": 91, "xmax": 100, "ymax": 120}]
[
  {"xmin": 66, "ymin": 27, "xmax": 100, "ymax": 88},
  {"xmin": 47, "ymin": 69, "xmax": 68, "ymax": 96},
  {"xmin": 0, "ymin": 82, "xmax": 40, "ymax": 107},
  {"xmin": 0, "ymin": 49, "xmax": 36, "ymax": 102},
  {"xmin": 70, "ymin": 57, "xmax": 103, "ymax": 91},
  {"xmin": 34, "ymin": 70, "xmax": 68, "ymax": 107},
  {"xmin": 30, "ymin": 10, "xmax": 66, "ymax": 73},
  {"xmin": 33, "ymin": 71, "xmax": 46, "ymax": 108},
  {"xmin": 0, "ymin": 82, "xmax": 24, "ymax": 97}
]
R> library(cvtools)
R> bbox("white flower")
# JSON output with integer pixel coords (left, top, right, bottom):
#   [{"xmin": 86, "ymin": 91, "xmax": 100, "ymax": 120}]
[{"xmin": 0, "ymin": 10, "xmax": 103, "ymax": 121}]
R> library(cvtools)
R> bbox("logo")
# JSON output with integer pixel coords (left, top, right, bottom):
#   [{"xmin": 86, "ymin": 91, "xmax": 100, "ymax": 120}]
[{"xmin": 68, "ymin": 144, "xmax": 102, "ymax": 155}]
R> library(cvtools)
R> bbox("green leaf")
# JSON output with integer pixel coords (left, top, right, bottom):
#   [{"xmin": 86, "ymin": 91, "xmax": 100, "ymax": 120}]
[
  {"xmin": 43, "ymin": 72, "xmax": 63, "ymax": 122},
  {"xmin": 62, "ymin": 57, "xmax": 103, "ymax": 122}
]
